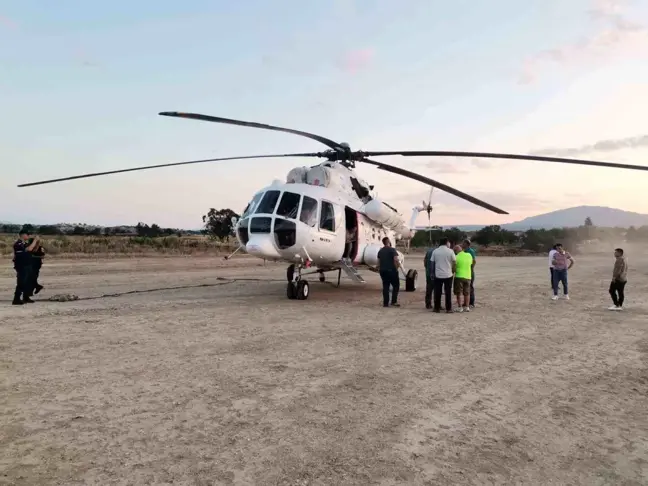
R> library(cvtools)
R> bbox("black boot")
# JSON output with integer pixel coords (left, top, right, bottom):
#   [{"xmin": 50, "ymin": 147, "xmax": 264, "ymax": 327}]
[
  {"xmin": 12, "ymin": 290, "xmax": 23, "ymax": 305},
  {"xmin": 23, "ymin": 296, "xmax": 34, "ymax": 303},
  {"xmin": 34, "ymin": 284, "xmax": 44, "ymax": 295}
]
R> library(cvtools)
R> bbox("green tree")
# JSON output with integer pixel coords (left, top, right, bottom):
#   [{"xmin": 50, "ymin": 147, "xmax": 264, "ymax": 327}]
[
  {"xmin": 584, "ymin": 216, "xmax": 593, "ymax": 227},
  {"xmin": 202, "ymin": 208, "xmax": 240, "ymax": 241},
  {"xmin": 473, "ymin": 225, "xmax": 518, "ymax": 246}
]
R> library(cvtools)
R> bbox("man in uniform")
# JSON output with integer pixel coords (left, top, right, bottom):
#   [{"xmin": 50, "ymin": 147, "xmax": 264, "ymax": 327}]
[
  {"xmin": 12, "ymin": 229, "xmax": 39, "ymax": 305},
  {"xmin": 26, "ymin": 236, "xmax": 45, "ymax": 297},
  {"xmin": 462, "ymin": 239, "xmax": 477, "ymax": 308},
  {"xmin": 377, "ymin": 237, "xmax": 401, "ymax": 307}
]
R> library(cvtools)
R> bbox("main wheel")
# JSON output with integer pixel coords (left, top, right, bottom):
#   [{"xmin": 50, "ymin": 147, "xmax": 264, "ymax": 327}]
[
  {"xmin": 296, "ymin": 280, "xmax": 310, "ymax": 300},
  {"xmin": 287, "ymin": 264, "xmax": 295, "ymax": 282},
  {"xmin": 405, "ymin": 269, "xmax": 418, "ymax": 292},
  {"xmin": 287, "ymin": 282, "xmax": 297, "ymax": 299}
]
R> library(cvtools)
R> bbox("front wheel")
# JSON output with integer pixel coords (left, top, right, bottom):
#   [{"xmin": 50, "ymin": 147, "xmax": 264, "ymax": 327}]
[
  {"xmin": 405, "ymin": 269, "xmax": 418, "ymax": 292},
  {"xmin": 296, "ymin": 280, "xmax": 310, "ymax": 300}
]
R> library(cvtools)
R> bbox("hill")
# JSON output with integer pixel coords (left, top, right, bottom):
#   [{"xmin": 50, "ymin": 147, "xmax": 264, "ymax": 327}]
[{"xmin": 502, "ymin": 206, "xmax": 648, "ymax": 230}]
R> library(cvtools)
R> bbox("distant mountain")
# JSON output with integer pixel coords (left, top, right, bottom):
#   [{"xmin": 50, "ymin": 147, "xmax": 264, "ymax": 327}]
[
  {"xmin": 501, "ymin": 206, "xmax": 648, "ymax": 230},
  {"xmin": 420, "ymin": 206, "xmax": 648, "ymax": 231}
]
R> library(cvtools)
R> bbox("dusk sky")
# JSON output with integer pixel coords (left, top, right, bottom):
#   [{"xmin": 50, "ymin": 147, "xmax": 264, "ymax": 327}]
[{"xmin": 2, "ymin": 0, "xmax": 648, "ymax": 228}]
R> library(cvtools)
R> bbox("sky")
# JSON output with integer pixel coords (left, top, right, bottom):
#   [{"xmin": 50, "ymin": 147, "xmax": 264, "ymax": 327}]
[{"xmin": 2, "ymin": 0, "xmax": 648, "ymax": 229}]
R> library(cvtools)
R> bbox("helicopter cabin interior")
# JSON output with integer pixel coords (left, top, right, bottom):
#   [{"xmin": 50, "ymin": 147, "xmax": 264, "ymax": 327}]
[{"xmin": 343, "ymin": 206, "xmax": 359, "ymax": 261}]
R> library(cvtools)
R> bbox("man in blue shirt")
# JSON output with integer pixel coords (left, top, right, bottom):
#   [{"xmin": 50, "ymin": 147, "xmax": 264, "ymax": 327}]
[
  {"xmin": 462, "ymin": 239, "xmax": 477, "ymax": 308},
  {"xmin": 12, "ymin": 228, "xmax": 39, "ymax": 305}
]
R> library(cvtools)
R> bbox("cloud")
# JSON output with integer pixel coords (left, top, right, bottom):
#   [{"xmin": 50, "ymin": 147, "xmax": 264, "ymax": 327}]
[
  {"xmin": 339, "ymin": 48, "xmax": 375, "ymax": 74},
  {"xmin": 425, "ymin": 157, "xmax": 494, "ymax": 174},
  {"xmin": 519, "ymin": 0, "xmax": 648, "ymax": 84},
  {"xmin": 0, "ymin": 14, "xmax": 17, "ymax": 29},
  {"xmin": 530, "ymin": 134, "xmax": 648, "ymax": 157}
]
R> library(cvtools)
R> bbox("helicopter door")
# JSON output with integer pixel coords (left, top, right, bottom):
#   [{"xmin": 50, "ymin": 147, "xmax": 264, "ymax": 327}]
[{"xmin": 317, "ymin": 200, "xmax": 346, "ymax": 261}]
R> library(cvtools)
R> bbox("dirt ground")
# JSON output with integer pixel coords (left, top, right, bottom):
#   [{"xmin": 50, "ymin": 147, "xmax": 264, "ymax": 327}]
[{"xmin": 1, "ymin": 252, "xmax": 647, "ymax": 485}]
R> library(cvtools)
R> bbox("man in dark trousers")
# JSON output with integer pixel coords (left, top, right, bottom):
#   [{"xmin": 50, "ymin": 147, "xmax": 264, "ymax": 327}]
[
  {"xmin": 608, "ymin": 247, "xmax": 628, "ymax": 311},
  {"xmin": 431, "ymin": 237, "xmax": 456, "ymax": 313},
  {"xmin": 12, "ymin": 229, "xmax": 39, "ymax": 305},
  {"xmin": 25, "ymin": 237, "xmax": 45, "ymax": 297},
  {"xmin": 377, "ymin": 237, "xmax": 401, "ymax": 307},
  {"xmin": 424, "ymin": 244, "xmax": 435, "ymax": 309}
]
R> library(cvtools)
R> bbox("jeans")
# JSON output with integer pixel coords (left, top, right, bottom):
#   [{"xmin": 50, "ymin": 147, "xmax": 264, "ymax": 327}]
[
  {"xmin": 425, "ymin": 275, "xmax": 434, "ymax": 308},
  {"xmin": 433, "ymin": 277, "xmax": 453, "ymax": 312},
  {"xmin": 549, "ymin": 267, "xmax": 554, "ymax": 288},
  {"xmin": 469, "ymin": 270, "xmax": 475, "ymax": 307},
  {"xmin": 609, "ymin": 280, "xmax": 626, "ymax": 307},
  {"xmin": 552, "ymin": 268, "xmax": 568, "ymax": 295},
  {"xmin": 380, "ymin": 269, "xmax": 400, "ymax": 306}
]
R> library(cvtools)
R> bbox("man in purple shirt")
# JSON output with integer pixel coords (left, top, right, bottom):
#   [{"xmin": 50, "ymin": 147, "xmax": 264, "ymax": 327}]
[{"xmin": 551, "ymin": 243, "xmax": 574, "ymax": 300}]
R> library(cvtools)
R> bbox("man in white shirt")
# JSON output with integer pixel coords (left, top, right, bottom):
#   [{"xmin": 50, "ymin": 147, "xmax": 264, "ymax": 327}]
[
  {"xmin": 431, "ymin": 237, "xmax": 456, "ymax": 313},
  {"xmin": 548, "ymin": 244, "xmax": 557, "ymax": 292}
]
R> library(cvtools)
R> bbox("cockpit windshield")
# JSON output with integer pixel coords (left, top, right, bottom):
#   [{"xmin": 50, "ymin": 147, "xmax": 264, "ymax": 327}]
[
  {"xmin": 276, "ymin": 191, "xmax": 301, "ymax": 220},
  {"xmin": 242, "ymin": 192, "xmax": 264, "ymax": 218},
  {"xmin": 255, "ymin": 190, "xmax": 280, "ymax": 214}
]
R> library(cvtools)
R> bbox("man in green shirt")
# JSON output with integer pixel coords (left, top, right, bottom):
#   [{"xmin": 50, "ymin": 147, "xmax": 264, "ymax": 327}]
[
  {"xmin": 462, "ymin": 239, "xmax": 476, "ymax": 308},
  {"xmin": 453, "ymin": 244, "xmax": 473, "ymax": 312}
]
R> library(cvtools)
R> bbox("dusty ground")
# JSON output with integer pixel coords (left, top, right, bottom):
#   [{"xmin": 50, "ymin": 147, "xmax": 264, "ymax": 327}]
[{"xmin": 1, "ymin": 252, "xmax": 647, "ymax": 485}]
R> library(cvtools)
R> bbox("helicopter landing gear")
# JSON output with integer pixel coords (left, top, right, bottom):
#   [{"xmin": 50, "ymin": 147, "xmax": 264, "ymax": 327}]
[
  {"xmin": 318, "ymin": 271, "xmax": 326, "ymax": 283},
  {"xmin": 286, "ymin": 264, "xmax": 309, "ymax": 300},
  {"xmin": 405, "ymin": 269, "xmax": 418, "ymax": 292}
]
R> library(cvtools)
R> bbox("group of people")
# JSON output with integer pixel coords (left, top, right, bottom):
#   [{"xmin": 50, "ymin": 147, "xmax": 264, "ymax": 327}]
[
  {"xmin": 547, "ymin": 242, "xmax": 628, "ymax": 310},
  {"xmin": 11, "ymin": 228, "xmax": 45, "ymax": 305},
  {"xmin": 376, "ymin": 236, "xmax": 476, "ymax": 312}
]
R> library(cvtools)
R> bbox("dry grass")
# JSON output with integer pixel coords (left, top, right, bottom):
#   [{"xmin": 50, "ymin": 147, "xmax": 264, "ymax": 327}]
[
  {"xmin": 1, "ymin": 252, "xmax": 647, "ymax": 485},
  {"xmin": 0, "ymin": 234, "xmax": 237, "ymax": 258}
]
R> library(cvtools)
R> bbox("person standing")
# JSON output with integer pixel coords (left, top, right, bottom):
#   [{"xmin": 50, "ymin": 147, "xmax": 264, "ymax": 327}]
[
  {"xmin": 608, "ymin": 247, "xmax": 628, "ymax": 311},
  {"xmin": 423, "ymin": 244, "xmax": 435, "ymax": 309},
  {"xmin": 12, "ymin": 229, "xmax": 38, "ymax": 305},
  {"xmin": 377, "ymin": 237, "xmax": 401, "ymax": 307},
  {"xmin": 453, "ymin": 244, "xmax": 473, "ymax": 312},
  {"xmin": 26, "ymin": 237, "xmax": 45, "ymax": 297},
  {"xmin": 551, "ymin": 243, "xmax": 574, "ymax": 300},
  {"xmin": 431, "ymin": 237, "xmax": 456, "ymax": 313},
  {"xmin": 548, "ymin": 244, "xmax": 558, "ymax": 292},
  {"xmin": 462, "ymin": 239, "xmax": 477, "ymax": 308}
]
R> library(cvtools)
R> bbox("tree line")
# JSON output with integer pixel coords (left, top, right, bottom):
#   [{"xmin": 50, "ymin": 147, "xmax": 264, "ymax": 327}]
[{"xmin": 0, "ymin": 223, "xmax": 185, "ymax": 237}]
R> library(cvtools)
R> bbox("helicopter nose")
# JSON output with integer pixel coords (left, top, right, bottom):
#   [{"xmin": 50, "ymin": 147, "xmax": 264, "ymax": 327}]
[{"xmin": 245, "ymin": 235, "xmax": 281, "ymax": 259}]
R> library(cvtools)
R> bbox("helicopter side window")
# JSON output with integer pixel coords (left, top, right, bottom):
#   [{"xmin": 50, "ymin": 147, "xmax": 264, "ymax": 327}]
[
  {"xmin": 242, "ymin": 192, "xmax": 264, "ymax": 218},
  {"xmin": 319, "ymin": 201, "xmax": 335, "ymax": 232},
  {"xmin": 255, "ymin": 190, "xmax": 280, "ymax": 214},
  {"xmin": 276, "ymin": 191, "xmax": 301, "ymax": 219},
  {"xmin": 299, "ymin": 196, "xmax": 318, "ymax": 227}
]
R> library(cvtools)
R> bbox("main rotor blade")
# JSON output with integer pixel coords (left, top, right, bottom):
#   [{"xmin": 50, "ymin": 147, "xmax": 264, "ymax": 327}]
[
  {"xmin": 362, "ymin": 150, "xmax": 648, "ymax": 172},
  {"xmin": 159, "ymin": 111, "xmax": 344, "ymax": 151},
  {"xmin": 360, "ymin": 158, "xmax": 509, "ymax": 214},
  {"xmin": 17, "ymin": 153, "xmax": 319, "ymax": 187}
]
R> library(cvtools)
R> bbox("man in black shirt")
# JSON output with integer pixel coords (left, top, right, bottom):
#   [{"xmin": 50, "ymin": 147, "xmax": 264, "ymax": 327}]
[
  {"xmin": 12, "ymin": 229, "xmax": 39, "ymax": 305},
  {"xmin": 377, "ymin": 237, "xmax": 401, "ymax": 307},
  {"xmin": 25, "ymin": 237, "xmax": 45, "ymax": 297}
]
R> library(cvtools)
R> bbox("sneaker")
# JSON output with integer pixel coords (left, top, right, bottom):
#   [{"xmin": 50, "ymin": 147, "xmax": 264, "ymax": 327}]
[
  {"xmin": 563, "ymin": 295, "xmax": 570, "ymax": 300},
  {"xmin": 454, "ymin": 307, "xmax": 463, "ymax": 313},
  {"xmin": 551, "ymin": 295, "xmax": 558, "ymax": 301},
  {"xmin": 469, "ymin": 305, "xmax": 475, "ymax": 309},
  {"xmin": 463, "ymin": 306, "xmax": 470, "ymax": 312},
  {"xmin": 390, "ymin": 302, "xmax": 400, "ymax": 307}
]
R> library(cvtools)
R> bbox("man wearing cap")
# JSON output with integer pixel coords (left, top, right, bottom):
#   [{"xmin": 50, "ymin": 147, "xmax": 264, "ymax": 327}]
[{"xmin": 12, "ymin": 228, "xmax": 39, "ymax": 305}]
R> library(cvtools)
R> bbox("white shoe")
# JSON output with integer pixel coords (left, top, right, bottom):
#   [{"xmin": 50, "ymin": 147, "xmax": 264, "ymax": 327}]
[
  {"xmin": 563, "ymin": 295, "xmax": 570, "ymax": 300},
  {"xmin": 607, "ymin": 305, "xmax": 618, "ymax": 311},
  {"xmin": 551, "ymin": 295, "xmax": 558, "ymax": 301},
  {"xmin": 454, "ymin": 307, "xmax": 463, "ymax": 313},
  {"xmin": 463, "ymin": 306, "xmax": 470, "ymax": 312}
]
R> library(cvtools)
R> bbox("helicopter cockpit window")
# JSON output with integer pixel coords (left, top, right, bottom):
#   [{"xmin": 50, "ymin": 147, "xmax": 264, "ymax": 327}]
[
  {"xmin": 319, "ymin": 201, "xmax": 336, "ymax": 232},
  {"xmin": 299, "ymin": 196, "xmax": 318, "ymax": 227},
  {"xmin": 242, "ymin": 192, "xmax": 264, "ymax": 218},
  {"xmin": 275, "ymin": 191, "xmax": 301, "ymax": 219},
  {"xmin": 255, "ymin": 190, "xmax": 280, "ymax": 214}
]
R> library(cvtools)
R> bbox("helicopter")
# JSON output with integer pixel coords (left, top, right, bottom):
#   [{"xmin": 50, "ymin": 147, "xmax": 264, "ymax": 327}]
[{"xmin": 17, "ymin": 111, "xmax": 648, "ymax": 301}]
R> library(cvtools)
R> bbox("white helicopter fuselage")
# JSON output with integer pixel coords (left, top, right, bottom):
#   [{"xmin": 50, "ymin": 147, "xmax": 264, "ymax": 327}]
[{"xmin": 233, "ymin": 161, "xmax": 420, "ymax": 276}]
